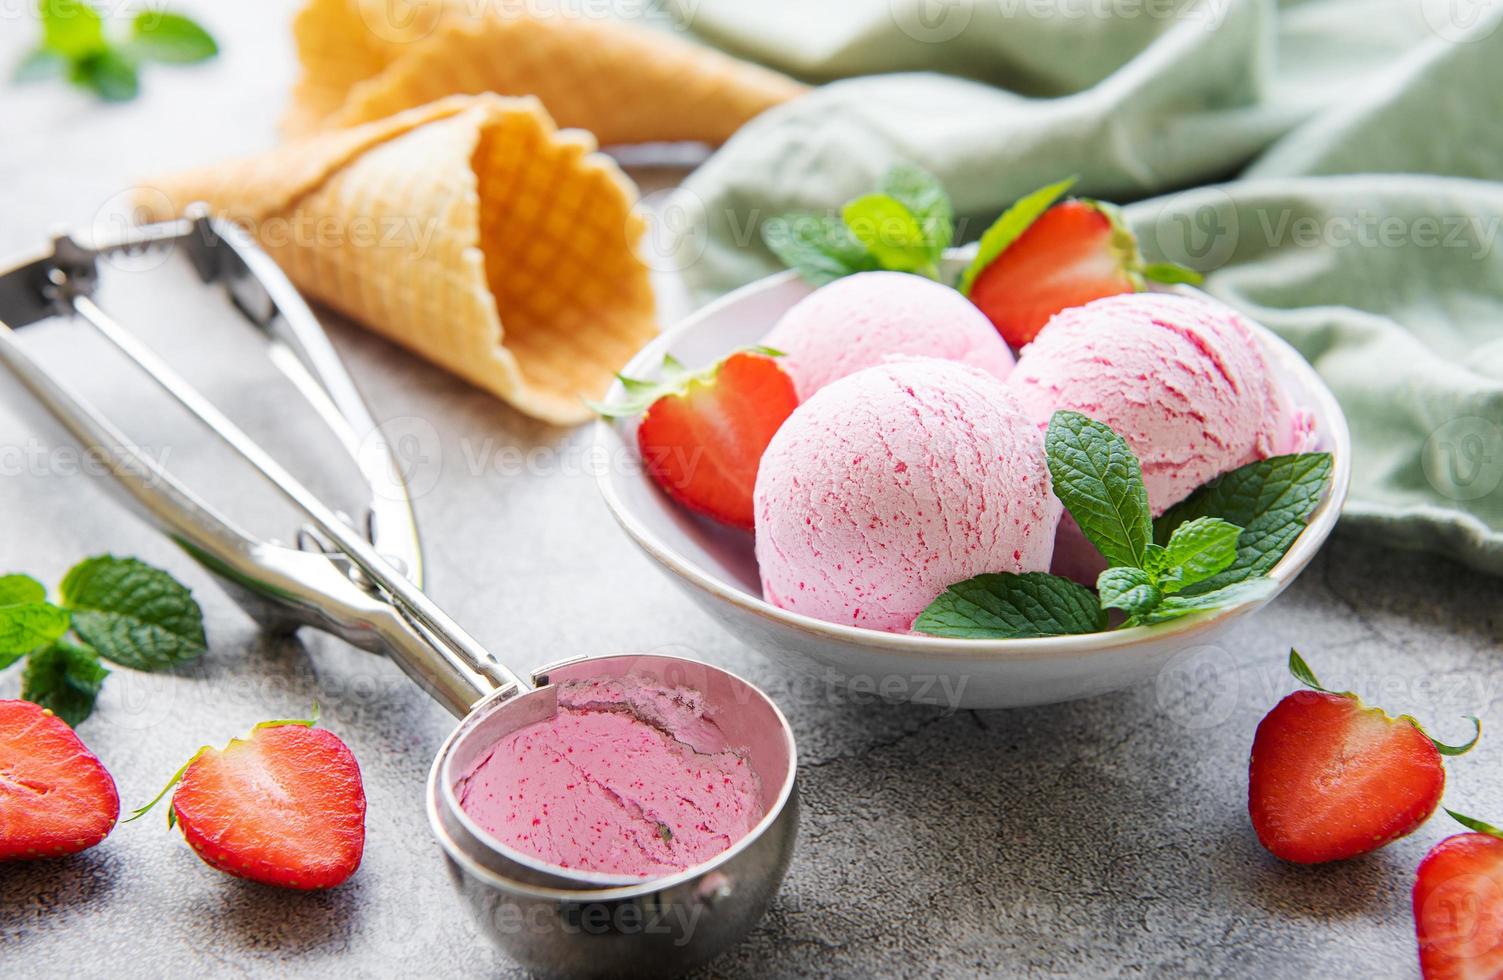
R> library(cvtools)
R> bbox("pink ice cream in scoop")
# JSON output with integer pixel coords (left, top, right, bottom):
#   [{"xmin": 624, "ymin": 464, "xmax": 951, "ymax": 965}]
[
  {"xmin": 456, "ymin": 676, "xmax": 762, "ymax": 878},
  {"xmin": 754, "ymin": 357, "xmax": 1060, "ymax": 632},
  {"xmin": 762, "ymin": 271, "xmax": 1015, "ymax": 399},
  {"xmin": 1008, "ymin": 292, "xmax": 1314, "ymax": 513}
]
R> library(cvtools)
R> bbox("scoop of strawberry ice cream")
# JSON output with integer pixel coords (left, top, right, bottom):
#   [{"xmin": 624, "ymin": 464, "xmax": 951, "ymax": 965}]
[
  {"xmin": 1008, "ymin": 291, "xmax": 1312, "ymax": 514},
  {"xmin": 754, "ymin": 357, "xmax": 1060, "ymax": 632},
  {"xmin": 1007, "ymin": 291, "xmax": 1314, "ymax": 585},
  {"xmin": 762, "ymin": 271, "xmax": 1014, "ymax": 399}
]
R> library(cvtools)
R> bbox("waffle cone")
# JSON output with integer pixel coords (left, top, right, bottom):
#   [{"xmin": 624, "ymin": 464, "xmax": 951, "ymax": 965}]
[
  {"xmin": 138, "ymin": 95, "xmax": 656, "ymax": 426},
  {"xmin": 285, "ymin": 0, "xmax": 805, "ymax": 143}
]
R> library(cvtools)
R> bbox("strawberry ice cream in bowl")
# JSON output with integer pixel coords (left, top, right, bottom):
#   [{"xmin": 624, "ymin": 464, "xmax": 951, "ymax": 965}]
[{"xmin": 595, "ymin": 173, "xmax": 1350, "ymax": 710}]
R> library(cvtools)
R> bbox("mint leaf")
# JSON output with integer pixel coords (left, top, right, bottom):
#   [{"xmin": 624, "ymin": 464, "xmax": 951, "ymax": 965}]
[
  {"xmin": 70, "ymin": 47, "xmax": 138, "ymax": 101},
  {"xmin": 878, "ymin": 164, "xmax": 953, "ymax": 261},
  {"xmin": 958, "ymin": 177, "xmax": 1076, "ymax": 294},
  {"xmin": 127, "ymin": 11, "xmax": 216, "ymax": 63},
  {"xmin": 1154, "ymin": 517, "xmax": 1241, "ymax": 593},
  {"xmin": 40, "ymin": 0, "xmax": 106, "ymax": 61},
  {"xmin": 1096, "ymin": 566, "xmax": 1160, "ymax": 621},
  {"xmin": 0, "ymin": 574, "xmax": 71, "ymax": 666},
  {"xmin": 914, "ymin": 572, "xmax": 1105, "ymax": 639},
  {"xmin": 60, "ymin": 556, "xmax": 206, "ymax": 670},
  {"xmin": 21, "ymin": 639, "xmax": 109, "ymax": 727},
  {"xmin": 1138, "ymin": 578, "xmax": 1277, "ymax": 625},
  {"xmin": 841, "ymin": 194, "xmax": 934, "ymax": 274},
  {"xmin": 1155, "ymin": 453, "xmax": 1333, "ymax": 594},
  {"xmin": 762, "ymin": 212, "xmax": 878, "ymax": 286},
  {"xmin": 1045, "ymin": 411, "xmax": 1152, "ymax": 569}
]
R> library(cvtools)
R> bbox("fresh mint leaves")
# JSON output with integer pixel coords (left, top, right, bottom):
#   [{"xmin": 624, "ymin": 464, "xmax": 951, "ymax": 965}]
[
  {"xmin": 22, "ymin": 638, "xmax": 110, "ymax": 728},
  {"xmin": 1044, "ymin": 411, "xmax": 1153, "ymax": 569},
  {"xmin": 0, "ymin": 574, "xmax": 71, "ymax": 668},
  {"xmin": 13, "ymin": 0, "xmax": 217, "ymax": 102},
  {"xmin": 61, "ymin": 556, "xmax": 208, "ymax": 671},
  {"xmin": 915, "ymin": 572, "xmax": 1105, "ymax": 639},
  {"xmin": 915, "ymin": 412, "xmax": 1332, "ymax": 639},
  {"xmin": 1155, "ymin": 453, "xmax": 1334, "ymax": 594},
  {"xmin": 0, "ymin": 555, "xmax": 206, "ymax": 724},
  {"xmin": 764, "ymin": 164, "xmax": 954, "ymax": 285},
  {"xmin": 1150, "ymin": 517, "xmax": 1242, "ymax": 594}
]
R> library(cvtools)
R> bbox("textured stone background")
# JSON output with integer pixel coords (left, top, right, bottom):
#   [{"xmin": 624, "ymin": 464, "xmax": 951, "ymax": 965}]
[{"xmin": 2, "ymin": 4, "xmax": 1500, "ymax": 977}]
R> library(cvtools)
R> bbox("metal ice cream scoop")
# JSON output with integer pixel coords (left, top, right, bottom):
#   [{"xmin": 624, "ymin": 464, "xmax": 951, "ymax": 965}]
[{"xmin": 0, "ymin": 213, "xmax": 798, "ymax": 979}]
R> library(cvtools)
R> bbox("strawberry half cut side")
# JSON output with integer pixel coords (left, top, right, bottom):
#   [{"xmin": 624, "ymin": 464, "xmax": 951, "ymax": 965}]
[
  {"xmin": 0, "ymin": 699, "xmax": 119, "ymax": 861},
  {"xmin": 130, "ymin": 710, "xmax": 366, "ymax": 890},
  {"xmin": 958, "ymin": 178, "xmax": 1201, "ymax": 348},
  {"xmin": 1248, "ymin": 651, "xmax": 1480, "ymax": 865},
  {"xmin": 593, "ymin": 348, "xmax": 799, "ymax": 531},
  {"xmin": 1414, "ymin": 811, "xmax": 1503, "ymax": 980}
]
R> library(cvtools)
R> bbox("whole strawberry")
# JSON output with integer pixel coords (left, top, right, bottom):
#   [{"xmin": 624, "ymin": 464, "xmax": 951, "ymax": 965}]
[
  {"xmin": 0, "ymin": 699, "xmax": 119, "ymax": 860},
  {"xmin": 594, "ymin": 348, "xmax": 798, "ymax": 531},
  {"xmin": 1414, "ymin": 811, "xmax": 1503, "ymax": 979},
  {"xmin": 958, "ymin": 178, "xmax": 1200, "ymax": 348},
  {"xmin": 1248, "ymin": 650, "xmax": 1479, "ymax": 864},
  {"xmin": 133, "ymin": 711, "xmax": 366, "ymax": 889}
]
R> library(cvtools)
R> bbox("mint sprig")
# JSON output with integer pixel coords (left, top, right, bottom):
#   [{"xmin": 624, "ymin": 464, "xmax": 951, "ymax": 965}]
[
  {"xmin": 0, "ymin": 555, "xmax": 207, "ymax": 724},
  {"xmin": 1155, "ymin": 453, "xmax": 1334, "ymax": 594},
  {"xmin": 915, "ymin": 413, "xmax": 1332, "ymax": 639},
  {"xmin": 13, "ymin": 0, "xmax": 217, "ymax": 103},
  {"xmin": 0, "ymin": 574, "xmax": 71, "ymax": 667},
  {"xmin": 764, "ymin": 164, "xmax": 953, "ymax": 285},
  {"xmin": 1045, "ymin": 411, "xmax": 1153, "ymax": 569},
  {"xmin": 915, "ymin": 572, "xmax": 1105, "ymax": 639},
  {"xmin": 22, "ymin": 638, "xmax": 110, "ymax": 728}
]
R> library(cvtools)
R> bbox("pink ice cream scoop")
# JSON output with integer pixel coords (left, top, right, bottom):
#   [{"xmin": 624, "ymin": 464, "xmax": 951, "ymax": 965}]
[
  {"xmin": 754, "ymin": 357, "xmax": 1061, "ymax": 632},
  {"xmin": 1008, "ymin": 292, "xmax": 1314, "ymax": 514},
  {"xmin": 762, "ymin": 271, "xmax": 1015, "ymax": 399},
  {"xmin": 456, "ymin": 676, "xmax": 763, "ymax": 878}
]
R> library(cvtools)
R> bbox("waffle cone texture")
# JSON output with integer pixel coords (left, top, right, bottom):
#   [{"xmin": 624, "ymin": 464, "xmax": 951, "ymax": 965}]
[
  {"xmin": 285, "ymin": 0, "xmax": 807, "ymax": 144},
  {"xmin": 137, "ymin": 95, "xmax": 656, "ymax": 425}
]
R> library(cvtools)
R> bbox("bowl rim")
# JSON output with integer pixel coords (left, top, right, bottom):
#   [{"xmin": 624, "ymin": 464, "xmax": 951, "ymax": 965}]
[{"xmin": 595, "ymin": 269, "xmax": 1352, "ymax": 664}]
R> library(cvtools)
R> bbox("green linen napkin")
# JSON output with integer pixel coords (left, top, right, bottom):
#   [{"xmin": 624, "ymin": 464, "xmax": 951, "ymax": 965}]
[{"xmin": 664, "ymin": 0, "xmax": 1503, "ymax": 573}]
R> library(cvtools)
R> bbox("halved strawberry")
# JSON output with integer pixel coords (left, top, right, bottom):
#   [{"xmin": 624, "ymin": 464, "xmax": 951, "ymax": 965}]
[
  {"xmin": 1248, "ymin": 651, "xmax": 1479, "ymax": 864},
  {"xmin": 0, "ymin": 699, "xmax": 119, "ymax": 861},
  {"xmin": 1414, "ymin": 811, "xmax": 1503, "ymax": 979},
  {"xmin": 595, "ymin": 349, "xmax": 798, "ymax": 531},
  {"xmin": 959, "ymin": 178, "xmax": 1200, "ymax": 347},
  {"xmin": 132, "ymin": 713, "xmax": 366, "ymax": 889}
]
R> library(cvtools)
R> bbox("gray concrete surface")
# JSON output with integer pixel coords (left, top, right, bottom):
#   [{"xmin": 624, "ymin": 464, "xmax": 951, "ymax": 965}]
[{"xmin": 3, "ymin": 4, "xmax": 1501, "ymax": 977}]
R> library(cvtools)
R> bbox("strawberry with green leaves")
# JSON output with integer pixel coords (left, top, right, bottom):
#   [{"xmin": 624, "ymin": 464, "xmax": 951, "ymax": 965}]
[
  {"xmin": 958, "ymin": 178, "xmax": 1201, "ymax": 347},
  {"xmin": 1414, "ymin": 811, "xmax": 1503, "ymax": 979},
  {"xmin": 1249, "ymin": 651, "xmax": 1479, "ymax": 864},
  {"xmin": 594, "ymin": 349, "xmax": 798, "ymax": 531},
  {"xmin": 0, "ymin": 699, "xmax": 119, "ymax": 861},
  {"xmin": 132, "ymin": 711, "xmax": 366, "ymax": 890}
]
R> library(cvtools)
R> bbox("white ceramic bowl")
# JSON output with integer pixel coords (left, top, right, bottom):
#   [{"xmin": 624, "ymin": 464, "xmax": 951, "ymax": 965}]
[{"xmin": 595, "ymin": 270, "xmax": 1351, "ymax": 709}]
